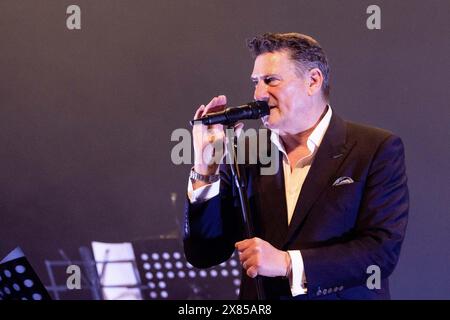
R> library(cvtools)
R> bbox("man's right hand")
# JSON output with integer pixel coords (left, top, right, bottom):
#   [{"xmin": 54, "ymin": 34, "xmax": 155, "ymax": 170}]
[{"xmin": 191, "ymin": 95, "xmax": 227, "ymax": 189}]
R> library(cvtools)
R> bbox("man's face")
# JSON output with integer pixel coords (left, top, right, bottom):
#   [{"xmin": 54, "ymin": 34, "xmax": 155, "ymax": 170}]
[{"xmin": 251, "ymin": 50, "xmax": 310, "ymax": 134}]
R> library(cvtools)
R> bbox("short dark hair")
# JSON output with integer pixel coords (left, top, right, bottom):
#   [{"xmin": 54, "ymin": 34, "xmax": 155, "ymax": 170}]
[{"xmin": 247, "ymin": 32, "xmax": 330, "ymax": 101}]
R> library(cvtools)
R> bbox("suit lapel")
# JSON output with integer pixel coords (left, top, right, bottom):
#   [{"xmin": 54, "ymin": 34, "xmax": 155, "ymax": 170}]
[
  {"xmin": 284, "ymin": 114, "xmax": 354, "ymax": 245},
  {"xmin": 254, "ymin": 135, "xmax": 288, "ymax": 249}
]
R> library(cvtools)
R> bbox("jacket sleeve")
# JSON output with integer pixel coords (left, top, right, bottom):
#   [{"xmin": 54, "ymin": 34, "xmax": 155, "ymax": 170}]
[
  {"xmin": 183, "ymin": 163, "xmax": 243, "ymax": 268},
  {"xmin": 301, "ymin": 134, "xmax": 409, "ymax": 295}
]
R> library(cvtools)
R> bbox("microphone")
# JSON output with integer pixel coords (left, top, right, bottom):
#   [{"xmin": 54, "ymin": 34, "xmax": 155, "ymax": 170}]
[{"xmin": 190, "ymin": 101, "xmax": 270, "ymax": 126}]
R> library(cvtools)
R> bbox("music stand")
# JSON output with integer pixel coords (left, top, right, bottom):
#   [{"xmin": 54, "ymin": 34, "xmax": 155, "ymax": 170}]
[
  {"xmin": 91, "ymin": 241, "xmax": 143, "ymax": 300},
  {"xmin": 44, "ymin": 247, "xmax": 103, "ymax": 300},
  {"xmin": 0, "ymin": 247, "xmax": 51, "ymax": 300},
  {"xmin": 45, "ymin": 245, "xmax": 142, "ymax": 300},
  {"xmin": 132, "ymin": 238, "xmax": 241, "ymax": 300}
]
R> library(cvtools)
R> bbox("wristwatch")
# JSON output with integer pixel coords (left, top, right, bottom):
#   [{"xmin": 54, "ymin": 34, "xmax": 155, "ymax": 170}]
[{"xmin": 189, "ymin": 168, "xmax": 220, "ymax": 183}]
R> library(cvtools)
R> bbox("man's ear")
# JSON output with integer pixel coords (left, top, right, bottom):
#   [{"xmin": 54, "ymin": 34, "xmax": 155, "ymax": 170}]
[{"xmin": 307, "ymin": 68, "xmax": 324, "ymax": 96}]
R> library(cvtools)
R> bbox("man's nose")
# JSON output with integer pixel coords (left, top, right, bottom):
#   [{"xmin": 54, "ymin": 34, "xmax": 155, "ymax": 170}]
[{"xmin": 254, "ymin": 82, "xmax": 270, "ymax": 102}]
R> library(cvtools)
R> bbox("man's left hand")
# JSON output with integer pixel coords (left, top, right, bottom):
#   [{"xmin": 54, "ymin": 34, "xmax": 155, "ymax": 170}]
[{"xmin": 235, "ymin": 237, "xmax": 290, "ymax": 278}]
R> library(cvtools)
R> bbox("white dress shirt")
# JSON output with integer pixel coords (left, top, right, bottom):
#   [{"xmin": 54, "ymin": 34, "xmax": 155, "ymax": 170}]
[{"xmin": 187, "ymin": 106, "xmax": 333, "ymax": 297}]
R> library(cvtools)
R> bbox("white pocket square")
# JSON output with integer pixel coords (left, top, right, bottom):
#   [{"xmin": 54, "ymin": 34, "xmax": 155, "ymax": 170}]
[{"xmin": 332, "ymin": 176, "xmax": 354, "ymax": 186}]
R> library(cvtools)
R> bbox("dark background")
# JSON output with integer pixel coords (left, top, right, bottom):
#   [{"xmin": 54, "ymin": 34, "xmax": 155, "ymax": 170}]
[{"xmin": 0, "ymin": 0, "xmax": 449, "ymax": 299}]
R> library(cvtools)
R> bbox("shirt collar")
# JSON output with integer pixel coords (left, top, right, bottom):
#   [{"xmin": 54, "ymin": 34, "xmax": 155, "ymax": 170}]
[{"xmin": 270, "ymin": 105, "xmax": 333, "ymax": 157}]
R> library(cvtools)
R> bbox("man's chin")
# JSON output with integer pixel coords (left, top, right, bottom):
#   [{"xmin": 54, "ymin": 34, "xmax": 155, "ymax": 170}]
[{"xmin": 262, "ymin": 116, "xmax": 278, "ymax": 130}]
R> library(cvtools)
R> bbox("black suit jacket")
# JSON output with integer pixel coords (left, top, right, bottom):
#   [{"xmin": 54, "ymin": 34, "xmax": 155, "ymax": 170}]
[{"xmin": 183, "ymin": 113, "xmax": 409, "ymax": 300}]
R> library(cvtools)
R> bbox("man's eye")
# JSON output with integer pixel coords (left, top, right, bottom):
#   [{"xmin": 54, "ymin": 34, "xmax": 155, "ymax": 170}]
[{"xmin": 264, "ymin": 78, "xmax": 278, "ymax": 85}]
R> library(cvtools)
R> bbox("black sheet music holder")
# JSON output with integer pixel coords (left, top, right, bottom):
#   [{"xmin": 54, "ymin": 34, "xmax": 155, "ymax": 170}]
[
  {"xmin": 132, "ymin": 237, "xmax": 242, "ymax": 300},
  {"xmin": 0, "ymin": 247, "xmax": 51, "ymax": 300}
]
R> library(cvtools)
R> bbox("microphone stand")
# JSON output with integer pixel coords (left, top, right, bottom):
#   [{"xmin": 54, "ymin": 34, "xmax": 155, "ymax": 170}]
[{"xmin": 226, "ymin": 124, "xmax": 265, "ymax": 300}]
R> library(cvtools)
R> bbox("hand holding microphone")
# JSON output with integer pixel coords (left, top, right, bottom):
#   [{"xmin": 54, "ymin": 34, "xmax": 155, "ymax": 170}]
[
  {"xmin": 191, "ymin": 95, "xmax": 270, "ymax": 189},
  {"xmin": 192, "ymin": 95, "xmax": 229, "ymax": 181}
]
